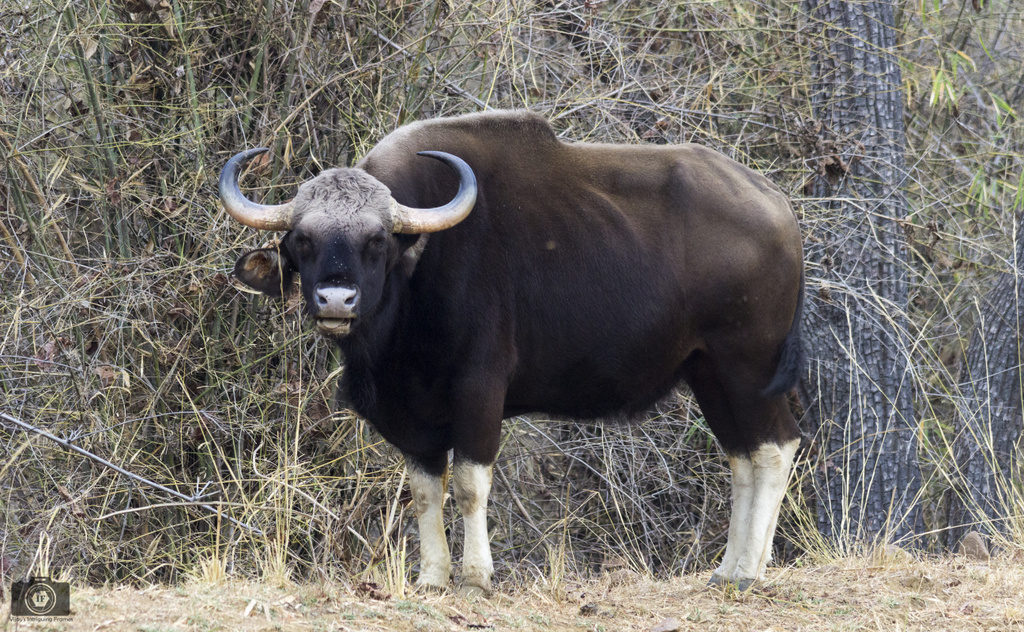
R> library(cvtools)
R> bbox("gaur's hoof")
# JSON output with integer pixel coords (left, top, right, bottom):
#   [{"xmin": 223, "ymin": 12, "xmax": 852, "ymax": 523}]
[
  {"xmin": 707, "ymin": 574, "xmax": 756, "ymax": 592},
  {"xmin": 458, "ymin": 582, "xmax": 491, "ymax": 598},
  {"xmin": 415, "ymin": 571, "xmax": 451, "ymax": 592},
  {"xmin": 415, "ymin": 580, "xmax": 448, "ymax": 594}
]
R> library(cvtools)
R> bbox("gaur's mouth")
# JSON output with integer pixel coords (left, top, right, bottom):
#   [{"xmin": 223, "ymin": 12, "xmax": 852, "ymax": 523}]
[{"xmin": 316, "ymin": 318, "xmax": 353, "ymax": 336}]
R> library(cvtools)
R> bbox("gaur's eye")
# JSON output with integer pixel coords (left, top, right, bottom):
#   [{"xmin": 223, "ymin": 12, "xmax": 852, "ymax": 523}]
[{"xmin": 366, "ymin": 235, "xmax": 387, "ymax": 254}]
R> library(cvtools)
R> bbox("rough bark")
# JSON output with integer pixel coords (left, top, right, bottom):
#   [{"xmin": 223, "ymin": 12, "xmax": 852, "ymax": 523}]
[
  {"xmin": 802, "ymin": 0, "xmax": 923, "ymax": 544},
  {"xmin": 946, "ymin": 218, "xmax": 1024, "ymax": 548}
]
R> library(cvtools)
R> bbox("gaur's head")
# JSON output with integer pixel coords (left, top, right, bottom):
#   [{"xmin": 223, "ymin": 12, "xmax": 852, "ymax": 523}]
[{"xmin": 220, "ymin": 148, "xmax": 476, "ymax": 337}]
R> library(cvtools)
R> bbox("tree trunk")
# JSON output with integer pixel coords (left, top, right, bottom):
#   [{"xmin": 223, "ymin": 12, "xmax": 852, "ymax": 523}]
[
  {"xmin": 947, "ymin": 217, "xmax": 1024, "ymax": 548},
  {"xmin": 802, "ymin": 0, "xmax": 923, "ymax": 544}
]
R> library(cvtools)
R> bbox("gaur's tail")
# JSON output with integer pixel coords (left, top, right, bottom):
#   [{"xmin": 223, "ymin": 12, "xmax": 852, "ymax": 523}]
[{"xmin": 761, "ymin": 271, "xmax": 805, "ymax": 397}]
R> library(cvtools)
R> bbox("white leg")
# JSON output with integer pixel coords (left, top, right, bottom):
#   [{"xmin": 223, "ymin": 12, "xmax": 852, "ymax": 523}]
[
  {"xmin": 711, "ymin": 454, "xmax": 754, "ymax": 584},
  {"xmin": 408, "ymin": 464, "xmax": 451, "ymax": 589},
  {"xmin": 453, "ymin": 460, "xmax": 494, "ymax": 594},
  {"xmin": 734, "ymin": 439, "xmax": 799, "ymax": 587},
  {"xmin": 711, "ymin": 439, "xmax": 798, "ymax": 590}
]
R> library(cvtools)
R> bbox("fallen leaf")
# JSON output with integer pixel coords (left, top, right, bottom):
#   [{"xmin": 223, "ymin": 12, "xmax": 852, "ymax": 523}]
[
  {"xmin": 355, "ymin": 581, "xmax": 390, "ymax": 601},
  {"xmin": 94, "ymin": 365, "xmax": 117, "ymax": 386},
  {"xmin": 81, "ymin": 36, "xmax": 98, "ymax": 60},
  {"xmin": 34, "ymin": 339, "xmax": 58, "ymax": 369},
  {"xmin": 105, "ymin": 178, "xmax": 122, "ymax": 205}
]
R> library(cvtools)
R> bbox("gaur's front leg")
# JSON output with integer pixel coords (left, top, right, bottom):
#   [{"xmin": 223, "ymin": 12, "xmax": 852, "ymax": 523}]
[
  {"xmin": 453, "ymin": 457, "xmax": 494, "ymax": 595},
  {"xmin": 407, "ymin": 458, "xmax": 451, "ymax": 589}
]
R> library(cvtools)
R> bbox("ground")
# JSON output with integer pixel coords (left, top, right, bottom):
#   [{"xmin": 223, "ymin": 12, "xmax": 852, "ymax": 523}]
[{"xmin": 4, "ymin": 555, "xmax": 1024, "ymax": 631}]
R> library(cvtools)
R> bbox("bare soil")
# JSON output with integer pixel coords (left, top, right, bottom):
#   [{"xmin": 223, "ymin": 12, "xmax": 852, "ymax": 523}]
[{"xmin": 4, "ymin": 555, "xmax": 1023, "ymax": 632}]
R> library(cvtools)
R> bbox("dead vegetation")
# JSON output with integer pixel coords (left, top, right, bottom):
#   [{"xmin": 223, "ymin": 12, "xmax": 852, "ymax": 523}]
[
  {"xmin": 6, "ymin": 553, "xmax": 1024, "ymax": 631},
  {"xmin": 1, "ymin": 0, "xmax": 1023, "ymax": 604}
]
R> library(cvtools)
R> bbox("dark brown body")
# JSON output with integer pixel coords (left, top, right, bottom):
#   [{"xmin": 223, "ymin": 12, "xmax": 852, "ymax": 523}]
[{"xmin": 348, "ymin": 111, "xmax": 802, "ymax": 471}]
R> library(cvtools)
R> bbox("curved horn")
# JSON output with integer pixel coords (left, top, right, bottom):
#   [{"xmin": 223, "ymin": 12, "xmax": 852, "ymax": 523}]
[
  {"xmin": 219, "ymin": 148, "xmax": 295, "ymax": 231},
  {"xmin": 390, "ymin": 151, "xmax": 478, "ymax": 234}
]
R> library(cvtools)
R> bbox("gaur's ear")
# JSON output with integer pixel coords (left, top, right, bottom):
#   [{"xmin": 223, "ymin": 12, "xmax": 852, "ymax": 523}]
[{"xmin": 233, "ymin": 246, "xmax": 295, "ymax": 297}]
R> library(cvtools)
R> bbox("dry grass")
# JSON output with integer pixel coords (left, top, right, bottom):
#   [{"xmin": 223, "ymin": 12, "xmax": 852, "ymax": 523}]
[
  {"xmin": 4, "ymin": 554, "xmax": 1024, "ymax": 631},
  {"xmin": 1, "ymin": 0, "xmax": 1023, "ymax": 601}
]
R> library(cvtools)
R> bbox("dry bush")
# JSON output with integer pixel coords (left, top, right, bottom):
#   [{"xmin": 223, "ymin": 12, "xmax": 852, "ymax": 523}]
[{"xmin": 1, "ymin": 0, "xmax": 1022, "ymax": 590}]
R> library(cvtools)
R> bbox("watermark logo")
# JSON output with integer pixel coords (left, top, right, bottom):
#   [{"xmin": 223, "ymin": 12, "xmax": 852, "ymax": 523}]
[{"xmin": 11, "ymin": 576, "xmax": 70, "ymax": 618}]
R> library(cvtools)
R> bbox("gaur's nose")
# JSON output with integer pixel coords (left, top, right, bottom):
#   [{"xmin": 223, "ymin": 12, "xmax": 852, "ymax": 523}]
[{"xmin": 314, "ymin": 285, "xmax": 359, "ymax": 318}]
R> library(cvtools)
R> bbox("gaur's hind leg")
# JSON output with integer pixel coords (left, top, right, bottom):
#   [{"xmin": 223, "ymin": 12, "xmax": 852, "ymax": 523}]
[
  {"xmin": 739, "ymin": 436, "xmax": 799, "ymax": 584},
  {"xmin": 716, "ymin": 453, "xmax": 755, "ymax": 583},
  {"xmin": 684, "ymin": 354, "xmax": 800, "ymax": 590},
  {"xmin": 407, "ymin": 456, "xmax": 451, "ymax": 590}
]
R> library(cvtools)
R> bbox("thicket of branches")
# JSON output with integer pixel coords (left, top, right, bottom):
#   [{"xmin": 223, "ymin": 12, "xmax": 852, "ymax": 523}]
[{"xmin": 1, "ymin": 0, "xmax": 1022, "ymax": 587}]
